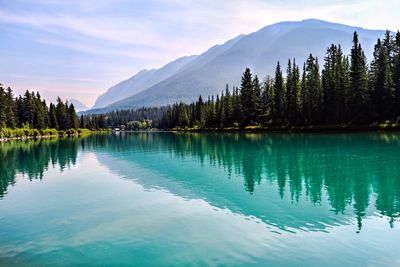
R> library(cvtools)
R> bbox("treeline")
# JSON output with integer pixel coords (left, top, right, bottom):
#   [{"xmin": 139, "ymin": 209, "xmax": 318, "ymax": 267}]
[
  {"xmin": 81, "ymin": 107, "xmax": 167, "ymax": 129},
  {"xmin": 161, "ymin": 31, "xmax": 400, "ymax": 129},
  {"xmin": 0, "ymin": 85, "xmax": 79, "ymax": 130}
]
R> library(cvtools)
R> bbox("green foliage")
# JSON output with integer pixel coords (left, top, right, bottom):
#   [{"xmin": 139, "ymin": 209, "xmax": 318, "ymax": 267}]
[
  {"xmin": 0, "ymin": 84, "xmax": 79, "ymax": 131},
  {"xmin": 0, "ymin": 127, "xmax": 59, "ymax": 139},
  {"xmin": 126, "ymin": 120, "xmax": 152, "ymax": 130},
  {"xmin": 158, "ymin": 30, "xmax": 400, "ymax": 129}
]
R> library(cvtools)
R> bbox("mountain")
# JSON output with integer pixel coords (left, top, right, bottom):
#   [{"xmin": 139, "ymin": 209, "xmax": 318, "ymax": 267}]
[
  {"xmin": 88, "ymin": 19, "xmax": 384, "ymax": 113},
  {"xmin": 92, "ymin": 55, "xmax": 197, "ymax": 109},
  {"xmin": 68, "ymin": 99, "xmax": 88, "ymax": 112}
]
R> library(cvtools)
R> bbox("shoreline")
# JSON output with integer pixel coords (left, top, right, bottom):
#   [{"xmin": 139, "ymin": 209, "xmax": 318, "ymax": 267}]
[
  {"xmin": 0, "ymin": 129, "xmax": 111, "ymax": 143},
  {"xmin": 169, "ymin": 124, "xmax": 400, "ymax": 134},
  {"xmin": 0, "ymin": 135, "xmax": 58, "ymax": 142}
]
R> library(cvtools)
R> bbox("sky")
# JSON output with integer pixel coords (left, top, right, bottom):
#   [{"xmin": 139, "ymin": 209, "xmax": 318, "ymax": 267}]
[{"xmin": 1, "ymin": 0, "xmax": 399, "ymax": 107}]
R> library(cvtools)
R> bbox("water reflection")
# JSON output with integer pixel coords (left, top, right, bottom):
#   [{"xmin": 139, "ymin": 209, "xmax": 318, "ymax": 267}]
[
  {"xmin": 0, "ymin": 138, "xmax": 79, "ymax": 198},
  {"xmin": 1, "ymin": 133, "xmax": 400, "ymax": 230}
]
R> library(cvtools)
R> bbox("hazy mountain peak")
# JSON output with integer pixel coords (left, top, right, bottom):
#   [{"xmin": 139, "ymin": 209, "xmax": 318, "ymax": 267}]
[
  {"xmin": 91, "ymin": 55, "xmax": 198, "ymax": 109},
  {"xmin": 87, "ymin": 19, "xmax": 385, "ymax": 114},
  {"xmin": 68, "ymin": 98, "xmax": 88, "ymax": 112}
]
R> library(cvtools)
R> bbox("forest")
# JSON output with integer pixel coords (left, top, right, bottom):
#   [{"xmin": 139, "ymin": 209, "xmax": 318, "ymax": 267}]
[
  {"xmin": 158, "ymin": 31, "xmax": 400, "ymax": 129},
  {"xmin": 4, "ymin": 30, "xmax": 400, "ymax": 133},
  {"xmin": 0, "ymin": 87, "xmax": 108, "ymax": 138}
]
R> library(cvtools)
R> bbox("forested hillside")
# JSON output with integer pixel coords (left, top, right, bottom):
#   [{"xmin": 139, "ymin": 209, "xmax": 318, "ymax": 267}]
[{"xmin": 159, "ymin": 31, "xmax": 400, "ymax": 129}]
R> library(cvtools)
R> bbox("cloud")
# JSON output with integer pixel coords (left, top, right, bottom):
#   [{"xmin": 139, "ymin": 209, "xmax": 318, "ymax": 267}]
[{"xmin": 0, "ymin": 0, "xmax": 399, "ymax": 106}]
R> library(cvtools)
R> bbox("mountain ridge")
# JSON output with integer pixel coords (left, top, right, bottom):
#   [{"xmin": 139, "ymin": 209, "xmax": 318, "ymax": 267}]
[{"xmin": 87, "ymin": 19, "xmax": 385, "ymax": 114}]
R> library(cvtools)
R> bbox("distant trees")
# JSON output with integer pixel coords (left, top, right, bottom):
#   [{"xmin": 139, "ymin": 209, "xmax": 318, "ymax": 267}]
[
  {"xmin": 80, "ymin": 107, "xmax": 166, "ymax": 130},
  {"xmin": 126, "ymin": 120, "xmax": 152, "ymax": 130},
  {"xmin": 0, "ymin": 85, "xmax": 79, "ymax": 130},
  {"xmin": 5, "ymin": 29, "xmax": 400, "ymax": 131},
  {"xmin": 160, "ymin": 30, "xmax": 400, "ymax": 129}
]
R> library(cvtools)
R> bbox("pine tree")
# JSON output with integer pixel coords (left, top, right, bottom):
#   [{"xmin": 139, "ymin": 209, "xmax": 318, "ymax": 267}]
[
  {"xmin": 79, "ymin": 115, "xmax": 85, "ymax": 129},
  {"xmin": 260, "ymin": 76, "xmax": 274, "ymax": 124},
  {"xmin": 240, "ymin": 68, "xmax": 254, "ymax": 125},
  {"xmin": 223, "ymin": 85, "xmax": 233, "ymax": 126},
  {"xmin": 305, "ymin": 54, "xmax": 323, "ymax": 124},
  {"xmin": 56, "ymin": 97, "xmax": 68, "ymax": 130},
  {"xmin": 5, "ymin": 87, "xmax": 16, "ymax": 128},
  {"xmin": 33, "ymin": 92, "xmax": 47, "ymax": 129},
  {"xmin": 322, "ymin": 44, "xmax": 337, "ymax": 123},
  {"xmin": 336, "ymin": 46, "xmax": 350, "ymax": 123},
  {"xmin": 49, "ymin": 103, "xmax": 58, "ymax": 129},
  {"xmin": 299, "ymin": 64, "xmax": 307, "ymax": 124},
  {"xmin": 232, "ymin": 86, "xmax": 241, "ymax": 125},
  {"xmin": 196, "ymin": 95, "xmax": 205, "ymax": 127},
  {"xmin": 349, "ymin": 32, "xmax": 370, "ymax": 123},
  {"xmin": 286, "ymin": 59, "xmax": 300, "ymax": 125},
  {"xmin": 68, "ymin": 103, "xmax": 79, "ymax": 129},
  {"xmin": 252, "ymin": 76, "xmax": 262, "ymax": 123},
  {"xmin": 0, "ymin": 85, "xmax": 6, "ymax": 127},
  {"xmin": 393, "ymin": 31, "xmax": 400, "ymax": 118},
  {"xmin": 273, "ymin": 62, "xmax": 285, "ymax": 124},
  {"xmin": 370, "ymin": 37, "xmax": 394, "ymax": 121}
]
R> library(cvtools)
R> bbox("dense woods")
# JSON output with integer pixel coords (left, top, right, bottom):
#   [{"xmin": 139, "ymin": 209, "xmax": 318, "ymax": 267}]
[
  {"xmin": 5, "ymin": 30, "xmax": 400, "ymax": 132},
  {"xmin": 0, "ymin": 86, "xmax": 79, "ymax": 130},
  {"xmin": 82, "ymin": 107, "xmax": 166, "ymax": 130},
  {"xmin": 160, "ymin": 31, "xmax": 400, "ymax": 129}
]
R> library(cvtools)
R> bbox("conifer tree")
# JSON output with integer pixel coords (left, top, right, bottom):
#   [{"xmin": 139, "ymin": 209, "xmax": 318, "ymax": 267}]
[
  {"xmin": 393, "ymin": 31, "xmax": 400, "ymax": 117},
  {"xmin": 260, "ymin": 76, "xmax": 274, "ymax": 124},
  {"xmin": 273, "ymin": 62, "xmax": 285, "ymax": 124},
  {"xmin": 304, "ymin": 55, "xmax": 323, "ymax": 124},
  {"xmin": 56, "ymin": 97, "xmax": 68, "ymax": 130},
  {"xmin": 68, "ymin": 103, "xmax": 79, "ymax": 129},
  {"xmin": 49, "ymin": 103, "xmax": 58, "ymax": 129},
  {"xmin": 286, "ymin": 59, "xmax": 300, "ymax": 124},
  {"xmin": 5, "ymin": 87, "xmax": 16, "ymax": 128},
  {"xmin": 253, "ymin": 75, "xmax": 262, "ymax": 123},
  {"xmin": 80, "ymin": 115, "xmax": 85, "ymax": 128},
  {"xmin": 240, "ymin": 68, "xmax": 254, "ymax": 125},
  {"xmin": 223, "ymin": 85, "xmax": 233, "ymax": 126},
  {"xmin": 232, "ymin": 86, "xmax": 241, "ymax": 125},
  {"xmin": 0, "ymin": 85, "xmax": 6, "ymax": 127},
  {"xmin": 370, "ymin": 37, "xmax": 394, "ymax": 121},
  {"xmin": 349, "ymin": 32, "xmax": 370, "ymax": 123}
]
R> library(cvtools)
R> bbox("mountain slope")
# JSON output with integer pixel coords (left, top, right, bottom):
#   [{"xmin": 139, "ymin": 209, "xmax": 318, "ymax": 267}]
[
  {"xmin": 68, "ymin": 98, "xmax": 88, "ymax": 112},
  {"xmin": 89, "ymin": 19, "xmax": 384, "ymax": 113},
  {"xmin": 92, "ymin": 55, "xmax": 197, "ymax": 109}
]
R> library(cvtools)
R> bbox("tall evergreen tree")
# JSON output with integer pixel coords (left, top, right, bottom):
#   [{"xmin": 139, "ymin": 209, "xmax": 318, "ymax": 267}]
[
  {"xmin": 0, "ymin": 85, "xmax": 6, "ymax": 127},
  {"xmin": 393, "ymin": 31, "xmax": 400, "ymax": 117},
  {"xmin": 273, "ymin": 62, "xmax": 285, "ymax": 124},
  {"xmin": 286, "ymin": 59, "xmax": 300, "ymax": 124},
  {"xmin": 304, "ymin": 54, "xmax": 323, "ymax": 124},
  {"xmin": 56, "ymin": 97, "xmax": 68, "ymax": 130},
  {"xmin": 349, "ymin": 32, "xmax": 370, "ymax": 123},
  {"xmin": 370, "ymin": 37, "xmax": 394, "ymax": 121},
  {"xmin": 240, "ymin": 68, "xmax": 254, "ymax": 125},
  {"xmin": 68, "ymin": 103, "xmax": 79, "ymax": 129},
  {"xmin": 5, "ymin": 87, "xmax": 16, "ymax": 128},
  {"xmin": 223, "ymin": 85, "xmax": 233, "ymax": 126},
  {"xmin": 260, "ymin": 76, "xmax": 274, "ymax": 124},
  {"xmin": 49, "ymin": 103, "xmax": 58, "ymax": 129}
]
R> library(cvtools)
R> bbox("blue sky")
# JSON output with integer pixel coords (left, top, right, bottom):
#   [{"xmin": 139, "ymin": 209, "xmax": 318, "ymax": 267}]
[{"xmin": 1, "ymin": 0, "xmax": 399, "ymax": 106}]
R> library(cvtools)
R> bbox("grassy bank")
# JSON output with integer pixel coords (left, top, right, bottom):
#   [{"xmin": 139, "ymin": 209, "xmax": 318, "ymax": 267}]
[
  {"xmin": 171, "ymin": 123, "xmax": 400, "ymax": 133},
  {"xmin": 0, "ymin": 127, "xmax": 110, "ymax": 142}
]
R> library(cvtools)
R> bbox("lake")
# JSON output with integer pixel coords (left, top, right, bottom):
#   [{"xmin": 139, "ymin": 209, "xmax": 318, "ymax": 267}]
[{"xmin": 0, "ymin": 132, "xmax": 399, "ymax": 266}]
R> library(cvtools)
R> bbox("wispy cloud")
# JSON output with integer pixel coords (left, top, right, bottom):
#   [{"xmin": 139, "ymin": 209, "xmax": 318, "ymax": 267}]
[{"xmin": 0, "ymin": 0, "xmax": 399, "ymax": 106}]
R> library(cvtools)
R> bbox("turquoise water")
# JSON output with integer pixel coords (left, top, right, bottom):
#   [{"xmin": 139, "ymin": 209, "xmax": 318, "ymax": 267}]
[{"xmin": 0, "ymin": 132, "xmax": 400, "ymax": 266}]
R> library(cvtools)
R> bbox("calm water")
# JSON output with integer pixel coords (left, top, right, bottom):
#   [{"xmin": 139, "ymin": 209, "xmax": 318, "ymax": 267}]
[{"xmin": 0, "ymin": 133, "xmax": 400, "ymax": 266}]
